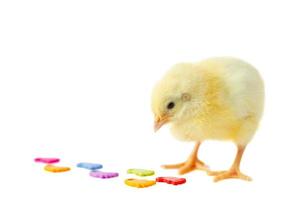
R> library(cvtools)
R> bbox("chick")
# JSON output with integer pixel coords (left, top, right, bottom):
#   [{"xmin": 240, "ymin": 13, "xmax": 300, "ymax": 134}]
[{"xmin": 151, "ymin": 57, "xmax": 264, "ymax": 182}]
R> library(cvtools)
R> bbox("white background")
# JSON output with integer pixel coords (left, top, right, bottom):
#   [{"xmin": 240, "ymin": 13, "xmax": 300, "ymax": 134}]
[{"xmin": 1, "ymin": 0, "xmax": 300, "ymax": 199}]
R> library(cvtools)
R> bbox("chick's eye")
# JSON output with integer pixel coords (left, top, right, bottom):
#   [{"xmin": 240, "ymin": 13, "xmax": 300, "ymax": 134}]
[{"xmin": 167, "ymin": 102, "xmax": 175, "ymax": 109}]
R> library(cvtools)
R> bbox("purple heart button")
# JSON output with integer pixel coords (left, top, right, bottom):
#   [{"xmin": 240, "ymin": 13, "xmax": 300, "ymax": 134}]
[{"xmin": 90, "ymin": 171, "xmax": 119, "ymax": 179}]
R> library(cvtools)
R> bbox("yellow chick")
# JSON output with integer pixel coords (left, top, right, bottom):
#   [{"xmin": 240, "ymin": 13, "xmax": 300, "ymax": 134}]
[{"xmin": 151, "ymin": 57, "xmax": 264, "ymax": 182}]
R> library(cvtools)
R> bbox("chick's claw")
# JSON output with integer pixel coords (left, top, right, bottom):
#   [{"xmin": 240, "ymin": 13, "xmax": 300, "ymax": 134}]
[
  {"xmin": 162, "ymin": 159, "xmax": 209, "ymax": 175},
  {"xmin": 161, "ymin": 162, "xmax": 185, "ymax": 169},
  {"xmin": 207, "ymin": 170, "xmax": 227, "ymax": 176},
  {"xmin": 195, "ymin": 160, "xmax": 210, "ymax": 171},
  {"xmin": 208, "ymin": 170, "xmax": 252, "ymax": 182}
]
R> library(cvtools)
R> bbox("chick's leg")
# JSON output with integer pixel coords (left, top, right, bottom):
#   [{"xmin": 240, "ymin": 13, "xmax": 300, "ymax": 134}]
[
  {"xmin": 161, "ymin": 142, "xmax": 209, "ymax": 175},
  {"xmin": 208, "ymin": 145, "xmax": 252, "ymax": 182}
]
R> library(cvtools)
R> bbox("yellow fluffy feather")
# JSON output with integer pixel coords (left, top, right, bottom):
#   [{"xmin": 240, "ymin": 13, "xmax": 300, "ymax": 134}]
[{"xmin": 151, "ymin": 57, "xmax": 264, "ymax": 181}]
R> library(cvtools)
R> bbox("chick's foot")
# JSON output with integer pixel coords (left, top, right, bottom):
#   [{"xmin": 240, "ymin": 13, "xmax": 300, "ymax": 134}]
[
  {"xmin": 162, "ymin": 159, "xmax": 209, "ymax": 175},
  {"xmin": 208, "ymin": 169, "xmax": 252, "ymax": 182}
]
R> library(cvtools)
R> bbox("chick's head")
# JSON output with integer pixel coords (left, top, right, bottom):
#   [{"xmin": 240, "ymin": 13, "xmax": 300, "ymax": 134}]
[{"xmin": 151, "ymin": 63, "xmax": 203, "ymax": 132}]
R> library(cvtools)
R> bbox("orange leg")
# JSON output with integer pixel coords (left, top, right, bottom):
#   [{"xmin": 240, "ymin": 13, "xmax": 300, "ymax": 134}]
[
  {"xmin": 208, "ymin": 145, "xmax": 252, "ymax": 182},
  {"xmin": 162, "ymin": 142, "xmax": 209, "ymax": 175}
]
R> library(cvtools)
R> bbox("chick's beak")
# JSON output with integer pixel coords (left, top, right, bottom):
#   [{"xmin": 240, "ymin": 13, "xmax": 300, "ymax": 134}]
[{"xmin": 154, "ymin": 115, "xmax": 170, "ymax": 132}]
